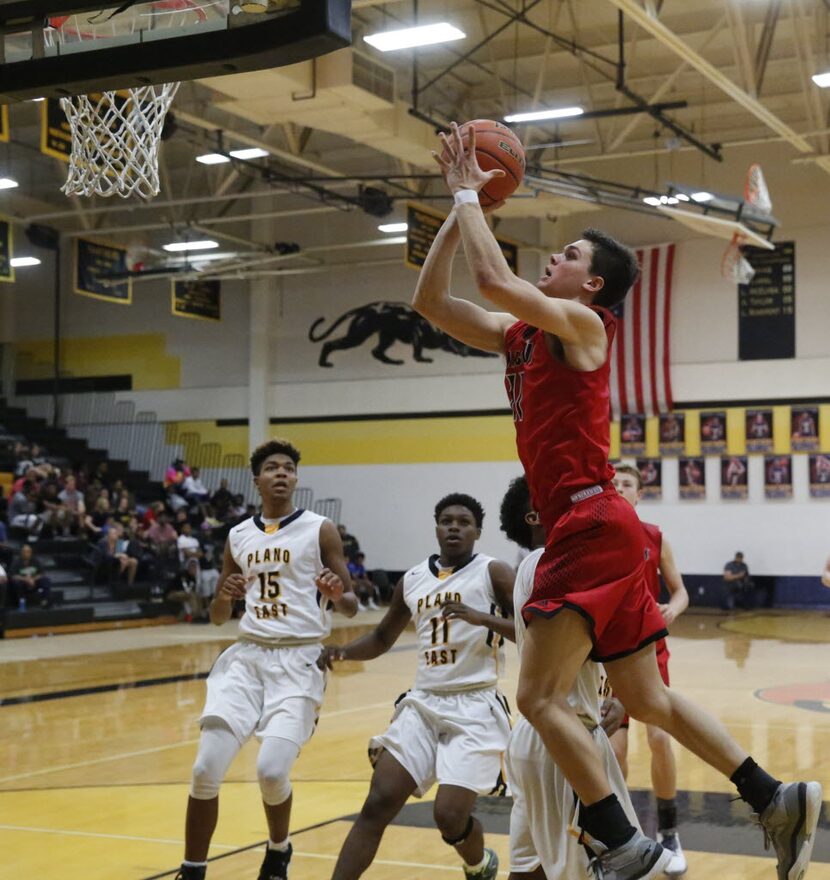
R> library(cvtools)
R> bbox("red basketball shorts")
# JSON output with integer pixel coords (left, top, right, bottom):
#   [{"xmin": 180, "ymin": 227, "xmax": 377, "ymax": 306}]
[{"xmin": 522, "ymin": 488, "xmax": 668, "ymax": 663}]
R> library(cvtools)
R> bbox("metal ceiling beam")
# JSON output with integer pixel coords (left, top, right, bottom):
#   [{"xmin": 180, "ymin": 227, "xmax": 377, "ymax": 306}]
[
  {"xmin": 725, "ymin": 1, "xmax": 757, "ymax": 96},
  {"xmin": 754, "ymin": 0, "xmax": 782, "ymax": 95},
  {"xmin": 606, "ymin": 0, "xmax": 830, "ymax": 174}
]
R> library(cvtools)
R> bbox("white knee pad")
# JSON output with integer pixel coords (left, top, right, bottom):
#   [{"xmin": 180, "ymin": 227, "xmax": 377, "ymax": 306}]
[
  {"xmin": 257, "ymin": 737, "xmax": 300, "ymax": 806},
  {"xmin": 190, "ymin": 720, "xmax": 241, "ymax": 800}
]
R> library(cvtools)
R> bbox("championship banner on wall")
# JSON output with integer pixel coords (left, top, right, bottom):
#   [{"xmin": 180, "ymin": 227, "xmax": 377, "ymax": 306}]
[
  {"xmin": 0, "ymin": 105, "xmax": 8, "ymax": 143},
  {"xmin": 679, "ymin": 456, "xmax": 705, "ymax": 499},
  {"xmin": 809, "ymin": 453, "xmax": 830, "ymax": 498},
  {"xmin": 721, "ymin": 455, "xmax": 748, "ymax": 500},
  {"xmin": 791, "ymin": 406, "xmax": 819, "ymax": 451},
  {"xmin": 764, "ymin": 455, "xmax": 793, "ymax": 499},
  {"xmin": 620, "ymin": 413, "xmax": 646, "ymax": 456},
  {"xmin": 405, "ymin": 202, "xmax": 518, "ymax": 273},
  {"xmin": 745, "ymin": 408, "xmax": 773, "ymax": 452},
  {"xmin": 658, "ymin": 412, "xmax": 685, "ymax": 455},
  {"xmin": 74, "ymin": 238, "xmax": 132, "ymax": 304},
  {"xmin": 700, "ymin": 410, "xmax": 727, "ymax": 453},
  {"xmin": 172, "ymin": 278, "xmax": 221, "ymax": 321},
  {"xmin": 636, "ymin": 458, "xmax": 662, "ymax": 499},
  {"xmin": 0, "ymin": 217, "xmax": 13, "ymax": 283},
  {"xmin": 41, "ymin": 98, "xmax": 72, "ymax": 161}
]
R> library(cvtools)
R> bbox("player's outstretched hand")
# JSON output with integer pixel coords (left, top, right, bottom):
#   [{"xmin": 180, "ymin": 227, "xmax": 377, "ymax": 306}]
[
  {"xmin": 441, "ymin": 601, "xmax": 484, "ymax": 627},
  {"xmin": 600, "ymin": 697, "xmax": 626, "ymax": 737},
  {"xmin": 316, "ymin": 568, "xmax": 345, "ymax": 602},
  {"xmin": 658, "ymin": 603, "xmax": 677, "ymax": 627},
  {"xmin": 432, "ymin": 121, "xmax": 506, "ymax": 195},
  {"xmin": 317, "ymin": 645, "xmax": 346, "ymax": 670},
  {"xmin": 219, "ymin": 574, "xmax": 248, "ymax": 601}
]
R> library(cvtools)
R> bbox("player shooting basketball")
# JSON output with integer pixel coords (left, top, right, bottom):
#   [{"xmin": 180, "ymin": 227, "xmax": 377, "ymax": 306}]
[{"xmin": 412, "ymin": 120, "xmax": 821, "ymax": 880}]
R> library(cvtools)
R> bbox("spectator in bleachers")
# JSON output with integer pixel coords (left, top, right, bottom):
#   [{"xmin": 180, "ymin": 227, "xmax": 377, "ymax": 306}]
[
  {"xmin": 0, "ymin": 561, "xmax": 6, "ymax": 610},
  {"xmin": 0, "ymin": 519, "xmax": 12, "ymax": 568},
  {"xmin": 9, "ymin": 544, "xmax": 51, "ymax": 608},
  {"xmin": 38, "ymin": 481, "xmax": 70, "ymax": 538},
  {"xmin": 338, "ymin": 523, "xmax": 361, "ymax": 562},
  {"xmin": 113, "ymin": 495, "xmax": 135, "ymax": 530},
  {"xmin": 181, "ymin": 466, "xmax": 210, "ymax": 504},
  {"xmin": 0, "ymin": 484, "xmax": 7, "ymax": 522},
  {"xmin": 92, "ymin": 461, "xmax": 111, "ymax": 488},
  {"xmin": 85, "ymin": 496, "xmax": 112, "ymax": 539},
  {"xmin": 8, "ymin": 480, "xmax": 42, "ymax": 537},
  {"xmin": 164, "ymin": 458, "xmax": 191, "ymax": 512},
  {"xmin": 348, "ymin": 551, "xmax": 380, "ymax": 610},
  {"xmin": 210, "ymin": 478, "xmax": 232, "ymax": 519},
  {"xmin": 228, "ymin": 493, "xmax": 247, "ymax": 521},
  {"xmin": 95, "ymin": 522, "xmax": 139, "ymax": 588},
  {"xmin": 177, "ymin": 521, "xmax": 202, "ymax": 575},
  {"xmin": 143, "ymin": 511, "xmax": 179, "ymax": 574},
  {"xmin": 58, "ymin": 474, "xmax": 86, "ymax": 535}
]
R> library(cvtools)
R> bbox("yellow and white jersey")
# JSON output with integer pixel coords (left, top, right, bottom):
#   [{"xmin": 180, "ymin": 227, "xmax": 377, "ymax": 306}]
[
  {"xmin": 229, "ymin": 509, "xmax": 331, "ymax": 643},
  {"xmin": 515, "ymin": 548, "xmax": 602, "ymax": 727},
  {"xmin": 403, "ymin": 553, "xmax": 505, "ymax": 693}
]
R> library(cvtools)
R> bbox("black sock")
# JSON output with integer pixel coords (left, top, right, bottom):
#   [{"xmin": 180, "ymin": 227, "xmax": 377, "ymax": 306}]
[
  {"xmin": 579, "ymin": 794, "xmax": 637, "ymax": 850},
  {"xmin": 730, "ymin": 757, "xmax": 781, "ymax": 814},
  {"xmin": 657, "ymin": 797, "xmax": 677, "ymax": 833}
]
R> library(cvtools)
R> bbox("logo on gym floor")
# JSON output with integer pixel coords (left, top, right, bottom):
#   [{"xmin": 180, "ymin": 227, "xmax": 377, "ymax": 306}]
[
  {"xmin": 755, "ymin": 681, "xmax": 830, "ymax": 714},
  {"xmin": 308, "ymin": 301, "xmax": 498, "ymax": 368}
]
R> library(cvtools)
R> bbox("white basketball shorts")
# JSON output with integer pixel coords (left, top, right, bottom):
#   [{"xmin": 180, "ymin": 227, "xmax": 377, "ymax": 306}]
[
  {"xmin": 370, "ymin": 687, "xmax": 511, "ymax": 797},
  {"xmin": 200, "ymin": 641, "xmax": 325, "ymax": 746},
  {"xmin": 505, "ymin": 717, "xmax": 640, "ymax": 877}
]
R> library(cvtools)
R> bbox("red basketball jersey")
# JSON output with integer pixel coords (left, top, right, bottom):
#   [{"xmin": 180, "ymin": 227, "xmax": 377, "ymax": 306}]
[
  {"xmin": 503, "ymin": 307, "xmax": 617, "ymax": 523},
  {"xmin": 641, "ymin": 521, "xmax": 663, "ymax": 602}
]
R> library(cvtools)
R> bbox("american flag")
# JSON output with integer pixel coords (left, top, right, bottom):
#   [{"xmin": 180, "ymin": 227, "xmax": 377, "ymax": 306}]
[{"xmin": 609, "ymin": 243, "xmax": 675, "ymax": 419}]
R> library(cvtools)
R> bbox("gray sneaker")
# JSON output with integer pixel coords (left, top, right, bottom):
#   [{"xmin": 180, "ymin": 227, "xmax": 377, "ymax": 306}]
[
  {"xmin": 463, "ymin": 848, "xmax": 499, "ymax": 880},
  {"xmin": 757, "ymin": 781, "xmax": 823, "ymax": 880},
  {"xmin": 588, "ymin": 831, "xmax": 672, "ymax": 880}
]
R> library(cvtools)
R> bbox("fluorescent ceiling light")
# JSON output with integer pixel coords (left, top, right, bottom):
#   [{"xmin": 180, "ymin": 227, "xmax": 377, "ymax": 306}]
[
  {"xmin": 643, "ymin": 196, "xmax": 661, "ymax": 207},
  {"xmin": 30, "ymin": 97, "xmax": 45, "ymax": 102},
  {"xmin": 167, "ymin": 251, "xmax": 238, "ymax": 263},
  {"xmin": 0, "ymin": 178, "xmax": 19, "ymax": 190},
  {"xmin": 364, "ymin": 22, "xmax": 465, "ymax": 52},
  {"xmin": 196, "ymin": 153, "xmax": 230, "ymax": 165},
  {"xmin": 812, "ymin": 71, "xmax": 830, "ymax": 88},
  {"xmin": 504, "ymin": 107, "xmax": 583, "ymax": 123},
  {"xmin": 163, "ymin": 240, "xmax": 219, "ymax": 252},
  {"xmin": 691, "ymin": 191, "xmax": 714, "ymax": 202},
  {"xmin": 229, "ymin": 147, "xmax": 269, "ymax": 160},
  {"xmin": 380, "ymin": 236, "xmax": 407, "ymax": 245},
  {"xmin": 10, "ymin": 256, "xmax": 40, "ymax": 267},
  {"xmin": 378, "ymin": 222, "xmax": 408, "ymax": 233},
  {"xmin": 676, "ymin": 193, "xmax": 690, "ymax": 201}
]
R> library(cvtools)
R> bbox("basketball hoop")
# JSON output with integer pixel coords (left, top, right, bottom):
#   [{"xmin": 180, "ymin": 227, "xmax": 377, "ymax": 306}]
[
  {"xmin": 48, "ymin": 0, "xmax": 215, "ymax": 199},
  {"xmin": 721, "ymin": 164, "xmax": 772, "ymax": 285},
  {"xmin": 60, "ymin": 84, "xmax": 179, "ymax": 199}
]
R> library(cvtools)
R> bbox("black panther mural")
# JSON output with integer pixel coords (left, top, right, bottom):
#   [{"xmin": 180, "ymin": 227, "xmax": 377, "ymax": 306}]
[{"xmin": 308, "ymin": 301, "xmax": 499, "ymax": 368}]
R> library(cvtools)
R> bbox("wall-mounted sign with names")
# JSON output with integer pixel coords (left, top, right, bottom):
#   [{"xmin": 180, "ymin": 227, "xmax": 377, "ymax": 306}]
[
  {"xmin": 738, "ymin": 242, "xmax": 795, "ymax": 360},
  {"xmin": 41, "ymin": 99, "xmax": 72, "ymax": 161},
  {"xmin": 172, "ymin": 278, "xmax": 221, "ymax": 321},
  {"xmin": 405, "ymin": 202, "xmax": 518, "ymax": 274},
  {"xmin": 0, "ymin": 217, "xmax": 13, "ymax": 282},
  {"xmin": 0, "ymin": 105, "xmax": 8, "ymax": 143},
  {"xmin": 74, "ymin": 238, "xmax": 131, "ymax": 304}
]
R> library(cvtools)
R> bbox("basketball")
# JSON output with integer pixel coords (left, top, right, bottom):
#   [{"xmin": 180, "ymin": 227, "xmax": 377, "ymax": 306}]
[{"xmin": 444, "ymin": 119, "xmax": 525, "ymax": 206}]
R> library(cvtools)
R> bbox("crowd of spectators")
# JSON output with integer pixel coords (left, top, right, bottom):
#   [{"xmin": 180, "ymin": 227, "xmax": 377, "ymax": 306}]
[
  {"xmin": 1, "ymin": 440, "xmax": 392, "ymax": 621},
  {"xmin": 1, "ymin": 442, "xmax": 256, "ymax": 620}
]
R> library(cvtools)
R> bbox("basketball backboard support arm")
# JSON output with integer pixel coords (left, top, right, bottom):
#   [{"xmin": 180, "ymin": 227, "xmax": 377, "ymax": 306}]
[{"xmin": 0, "ymin": 0, "xmax": 351, "ymax": 101}]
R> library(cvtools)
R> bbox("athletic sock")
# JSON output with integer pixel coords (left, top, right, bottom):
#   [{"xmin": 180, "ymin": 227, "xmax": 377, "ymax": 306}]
[
  {"xmin": 730, "ymin": 757, "xmax": 782, "ymax": 814},
  {"xmin": 657, "ymin": 797, "xmax": 677, "ymax": 834},
  {"xmin": 579, "ymin": 794, "xmax": 637, "ymax": 850},
  {"xmin": 463, "ymin": 853, "xmax": 489, "ymax": 873},
  {"xmin": 267, "ymin": 837, "xmax": 291, "ymax": 852}
]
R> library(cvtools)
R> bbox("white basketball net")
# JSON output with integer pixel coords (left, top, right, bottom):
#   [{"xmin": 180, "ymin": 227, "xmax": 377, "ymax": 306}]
[
  {"xmin": 60, "ymin": 83, "xmax": 180, "ymax": 199},
  {"xmin": 721, "ymin": 163, "xmax": 773, "ymax": 285}
]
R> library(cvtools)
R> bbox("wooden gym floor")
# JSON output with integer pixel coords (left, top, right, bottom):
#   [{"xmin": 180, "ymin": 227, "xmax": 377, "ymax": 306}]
[{"xmin": 1, "ymin": 609, "xmax": 828, "ymax": 880}]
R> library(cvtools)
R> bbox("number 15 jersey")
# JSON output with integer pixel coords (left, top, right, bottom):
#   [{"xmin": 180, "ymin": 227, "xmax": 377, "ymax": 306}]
[
  {"xmin": 229, "ymin": 509, "xmax": 331, "ymax": 643},
  {"xmin": 403, "ymin": 553, "xmax": 505, "ymax": 693}
]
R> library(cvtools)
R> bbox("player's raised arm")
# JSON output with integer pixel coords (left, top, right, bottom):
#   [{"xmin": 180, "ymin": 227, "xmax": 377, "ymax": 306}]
[
  {"xmin": 320, "ymin": 579, "xmax": 412, "ymax": 668},
  {"xmin": 412, "ymin": 209, "xmax": 514, "ymax": 354},
  {"xmin": 657, "ymin": 538, "xmax": 689, "ymax": 627},
  {"xmin": 318, "ymin": 519, "xmax": 358, "ymax": 618},
  {"xmin": 209, "ymin": 538, "xmax": 247, "ymax": 625},
  {"xmin": 435, "ymin": 122, "xmax": 608, "ymax": 353}
]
